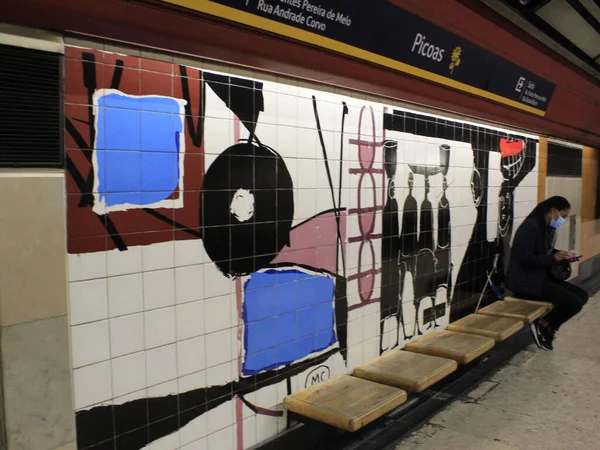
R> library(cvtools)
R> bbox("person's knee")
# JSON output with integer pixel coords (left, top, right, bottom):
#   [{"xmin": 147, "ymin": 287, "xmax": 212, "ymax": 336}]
[
  {"xmin": 566, "ymin": 283, "xmax": 588, "ymax": 304},
  {"xmin": 575, "ymin": 288, "xmax": 589, "ymax": 305},
  {"xmin": 568, "ymin": 299, "xmax": 584, "ymax": 316}
]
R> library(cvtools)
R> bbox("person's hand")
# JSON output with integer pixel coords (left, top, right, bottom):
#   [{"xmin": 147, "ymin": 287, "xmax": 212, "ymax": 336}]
[{"xmin": 555, "ymin": 250, "xmax": 570, "ymax": 261}]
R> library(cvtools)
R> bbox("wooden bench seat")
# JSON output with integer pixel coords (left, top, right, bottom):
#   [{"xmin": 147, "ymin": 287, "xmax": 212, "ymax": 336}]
[
  {"xmin": 478, "ymin": 300, "xmax": 548, "ymax": 324},
  {"xmin": 283, "ymin": 374, "xmax": 407, "ymax": 432},
  {"xmin": 403, "ymin": 330, "xmax": 495, "ymax": 364},
  {"xmin": 447, "ymin": 314, "xmax": 524, "ymax": 342},
  {"xmin": 504, "ymin": 297, "xmax": 553, "ymax": 312},
  {"xmin": 353, "ymin": 350, "xmax": 457, "ymax": 393}
]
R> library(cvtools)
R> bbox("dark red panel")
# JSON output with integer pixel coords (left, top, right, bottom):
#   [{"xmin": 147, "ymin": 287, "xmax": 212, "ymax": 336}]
[{"xmin": 64, "ymin": 47, "xmax": 203, "ymax": 253}]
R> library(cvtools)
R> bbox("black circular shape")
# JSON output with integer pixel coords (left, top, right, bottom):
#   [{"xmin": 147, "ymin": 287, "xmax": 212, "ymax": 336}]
[{"xmin": 201, "ymin": 142, "xmax": 294, "ymax": 276}]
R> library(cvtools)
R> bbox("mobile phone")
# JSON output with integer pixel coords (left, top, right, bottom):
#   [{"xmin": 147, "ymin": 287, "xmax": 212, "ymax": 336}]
[{"xmin": 568, "ymin": 254, "xmax": 583, "ymax": 261}]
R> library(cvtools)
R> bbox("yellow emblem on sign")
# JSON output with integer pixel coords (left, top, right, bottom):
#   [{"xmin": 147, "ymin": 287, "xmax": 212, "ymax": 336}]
[{"xmin": 449, "ymin": 46, "xmax": 462, "ymax": 74}]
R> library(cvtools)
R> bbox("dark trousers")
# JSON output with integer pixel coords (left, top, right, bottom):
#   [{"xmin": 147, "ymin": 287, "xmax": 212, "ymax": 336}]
[
  {"xmin": 515, "ymin": 280, "xmax": 588, "ymax": 331},
  {"xmin": 540, "ymin": 280, "xmax": 588, "ymax": 331}
]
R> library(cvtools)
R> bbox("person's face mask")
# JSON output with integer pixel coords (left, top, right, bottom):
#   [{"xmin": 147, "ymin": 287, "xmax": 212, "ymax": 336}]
[{"xmin": 550, "ymin": 212, "xmax": 566, "ymax": 229}]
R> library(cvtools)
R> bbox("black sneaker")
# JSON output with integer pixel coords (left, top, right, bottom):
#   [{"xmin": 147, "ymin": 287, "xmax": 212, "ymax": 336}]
[
  {"xmin": 540, "ymin": 328, "xmax": 556, "ymax": 351},
  {"xmin": 529, "ymin": 321, "xmax": 545, "ymax": 349}
]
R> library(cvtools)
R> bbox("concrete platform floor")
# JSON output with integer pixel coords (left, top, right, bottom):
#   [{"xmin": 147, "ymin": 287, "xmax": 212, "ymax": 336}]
[{"xmin": 394, "ymin": 292, "xmax": 600, "ymax": 450}]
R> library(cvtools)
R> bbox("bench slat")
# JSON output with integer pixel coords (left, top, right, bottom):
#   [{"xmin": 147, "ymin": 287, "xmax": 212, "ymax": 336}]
[
  {"xmin": 353, "ymin": 350, "xmax": 457, "ymax": 392},
  {"xmin": 478, "ymin": 300, "xmax": 548, "ymax": 324},
  {"xmin": 504, "ymin": 297, "xmax": 553, "ymax": 311},
  {"xmin": 283, "ymin": 374, "xmax": 407, "ymax": 432},
  {"xmin": 404, "ymin": 330, "xmax": 495, "ymax": 364},
  {"xmin": 447, "ymin": 314, "xmax": 524, "ymax": 342}
]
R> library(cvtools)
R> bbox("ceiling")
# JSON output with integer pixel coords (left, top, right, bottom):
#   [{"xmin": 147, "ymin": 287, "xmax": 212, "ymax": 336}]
[{"xmin": 479, "ymin": 0, "xmax": 600, "ymax": 81}]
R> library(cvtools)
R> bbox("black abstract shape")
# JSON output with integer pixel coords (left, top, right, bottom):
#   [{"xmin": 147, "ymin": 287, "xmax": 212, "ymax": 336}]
[
  {"xmin": 65, "ymin": 119, "xmax": 94, "ymax": 207},
  {"xmin": 312, "ymin": 96, "xmax": 345, "ymax": 275},
  {"xmin": 179, "ymin": 65, "xmax": 205, "ymax": 147},
  {"xmin": 400, "ymin": 173, "xmax": 419, "ymax": 257},
  {"xmin": 204, "ymin": 72, "xmax": 264, "ymax": 137},
  {"xmin": 75, "ymin": 347, "xmax": 339, "ymax": 450},
  {"xmin": 313, "ymin": 97, "xmax": 348, "ymax": 364},
  {"xmin": 382, "ymin": 109, "xmax": 538, "ymax": 327},
  {"xmin": 337, "ymin": 101, "xmax": 349, "ymax": 276},
  {"xmin": 437, "ymin": 176, "xmax": 453, "ymax": 303},
  {"xmin": 379, "ymin": 120, "xmax": 455, "ymax": 341},
  {"xmin": 201, "ymin": 142, "xmax": 294, "ymax": 276},
  {"xmin": 334, "ymin": 275, "xmax": 348, "ymax": 361},
  {"xmin": 380, "ymin": 140, "xmax": 404, "ymax": 349},
  {"xmin": 110, "ymin": 60, "xmax": 124, "ymax": 89},
  {"xmin": 451, "ymin": 138, "xmax": 537, "ymax": 321},
  {"xmin": 82, "ymin": 52, "xmax": 97, "ymax": 152},
  {"xmin": 418, "ymin": 177, "xmax": 434, "ymax": 252}
]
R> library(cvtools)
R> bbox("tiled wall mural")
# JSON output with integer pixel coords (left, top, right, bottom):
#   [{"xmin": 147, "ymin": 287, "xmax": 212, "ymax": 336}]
[{"xmin": 65, "ymin": 46, "xmax": 538, "ymax": 450}]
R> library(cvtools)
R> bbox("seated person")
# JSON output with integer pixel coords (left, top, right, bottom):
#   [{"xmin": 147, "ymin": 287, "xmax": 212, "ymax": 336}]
[{"xmin": 506, "ymin": 196, "xmax": 588, "ymax": 350}]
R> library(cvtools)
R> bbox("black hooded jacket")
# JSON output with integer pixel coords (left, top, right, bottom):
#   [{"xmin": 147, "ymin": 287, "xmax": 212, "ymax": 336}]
[{"xmin": 506, "ymin": 216, "xmax": 557, "ymax": 297}]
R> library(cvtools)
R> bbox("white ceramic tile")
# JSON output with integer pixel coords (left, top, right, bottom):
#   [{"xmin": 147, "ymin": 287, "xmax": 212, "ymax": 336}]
[
  {"xmin": 179, "ymin": 410, "xmax": 207, "ymax": 446},
  {"xmin": 107, "ymin": 245, "xmax": 143, "ymax": 276},
  {"xmin": 256, "ymin": 413, "xmax": 279, "ymax": 443},
  {"xmin": 204, "ymin": 294, "xmax": 233, "ymax": 334},
  {"xmin": 108, "ymin": 273, "xmax": 144, "ymax": 317},
  {"xmin": 175, "ymin": 264, "xmax": 204, "ymax": 304},
  {"xmin": 242, "ymin": 415, "xmax": 257, "ymax": 448},
  {"xmin": 71, "ymin": 320, "xmax": 111, "ymax": 368},
  {"xmin": 296, "ymin": 158, "xmax": 317, "ymax": 188},
  {"xmin": 73, "ymin": 361, "xmax": 112, "ymax": 410},
  {"xmin": 110, "ymin": 313, "xmax": 145, "ymax": 358},
  {"xmin": 176, "ymin": 300, "xmax": 205, "ymax": 341},
  {"xmin": 69, "ymin": 278, "xmax": 109, "ymax": 325},
  {"xmin": 277, "ymin": 125, "xmax": 299, "ymax": 161},
  {"xmin": 177, "ymin": 336, "xmax": 206, "ymax": 377},
  {"xmin": 144, "ymin": 269, "xmax": 176, "ymax": 310},
  {"xmin": 143, "ymin": 241, "xmax": 175, "ymax": 271},
  {"xmin": 363, "ymin": 337, "xmax": 379, "ymax": 364},
  {"xmin": 112, "ymin": 351, "xmax": 147, "ymax": 397},
  {"xmin": 277, "ymin": 93, "xmax": 298, "ymax": 127},
  {"xmin": 68, "ymin": 251, "xmax": 107, "ymax": 282},
  {"xmin": 181, "ymin": 436, "xmax": 207, "ymax": 450},
  {"xmin": 147, "ymin": 380, "xmax": 178, "ymax": 400},
  {"xmin": 206, "ymin": 361, "xmax": 235, "ymax": 387},
  {"xmin": 175, "ymin": 239, "xmax": 206, "ymax": 266},
  {"xmin": 295, "ymin": 188, "xmax": 316, "ymax": 221},
  {"xmin": 207, "ymin": 400, "xmax": 234, "ymax": 435},
  {"xmin": 346, "ymin": 343, "xmax": 363, "ymax": 371},
  {"xmin": 145, "ymin": 307, "xmax": 177, "ymax": 349},
  {"xmin": 146, "ymin": 344, "xmax": 177, "ymax": 387},
  {"xmin": 207, "ymin": 425, "xmax": 234, "ymax": 450},
  {"xmin": 205, "ymin": 328, "xmax": 233, "ymax": 369},
  {"xmin": 178, "ymin": 369, "xmax": 207, "ymax": 393},
  {"xmin": 363, "ymin": 311, "xmax": 379, "ymax": 341},
  {"xmin": 202, "ymin": 263, "xmax": 233, "ymax": 299}
]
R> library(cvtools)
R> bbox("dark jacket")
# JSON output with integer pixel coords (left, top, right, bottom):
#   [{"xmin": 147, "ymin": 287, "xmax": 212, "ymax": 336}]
[{"xmin": 506, "ymin": 216, "xmax": 557, "ymax": 296}]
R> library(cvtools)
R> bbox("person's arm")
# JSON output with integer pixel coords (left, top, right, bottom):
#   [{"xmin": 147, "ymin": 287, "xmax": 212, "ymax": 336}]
[{"xmin": 511, "ymin": 220, "xmax": 557, "ymax": 268}]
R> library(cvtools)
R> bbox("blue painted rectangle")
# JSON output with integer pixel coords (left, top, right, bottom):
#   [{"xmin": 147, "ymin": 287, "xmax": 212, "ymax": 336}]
[
  {"xmin": 242, "ymin": 269, "xmax": 337, "ymax": 375},
  {"xmin": 94, "ymin": 93, "xmax": 183, "ymax": 208}
]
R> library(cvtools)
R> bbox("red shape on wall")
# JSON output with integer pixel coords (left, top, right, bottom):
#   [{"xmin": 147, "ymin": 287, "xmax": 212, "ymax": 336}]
[{"xmin": 65, "ymin": 46, "xmax": 204, "ymax": 254}]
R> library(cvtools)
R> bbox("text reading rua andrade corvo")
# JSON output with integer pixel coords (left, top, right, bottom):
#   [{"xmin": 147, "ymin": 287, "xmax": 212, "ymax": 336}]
[{"xmin": 256, "ymin": 0, "xmax": 351, "ymax": 31}]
